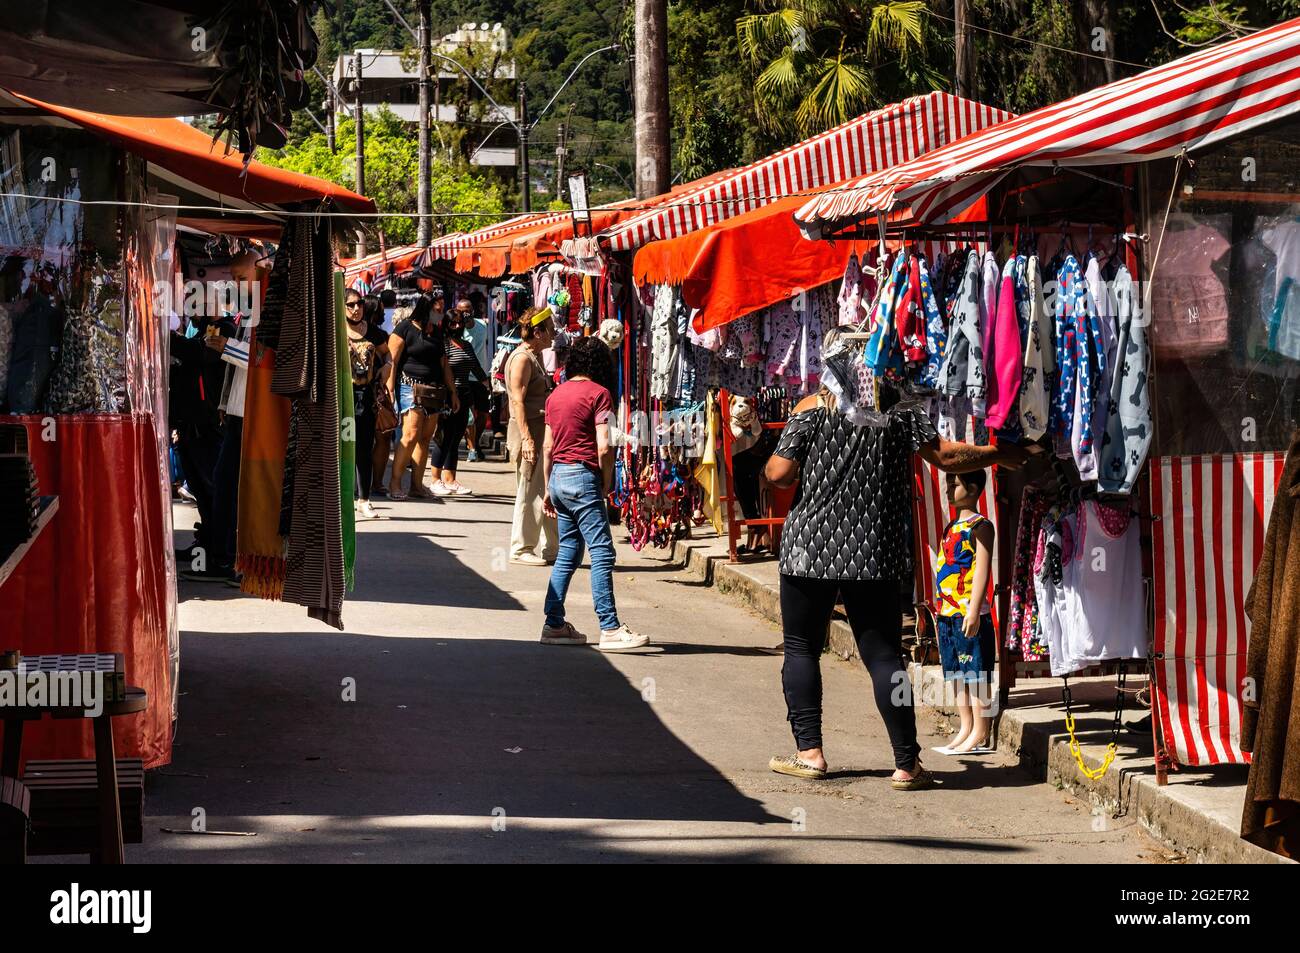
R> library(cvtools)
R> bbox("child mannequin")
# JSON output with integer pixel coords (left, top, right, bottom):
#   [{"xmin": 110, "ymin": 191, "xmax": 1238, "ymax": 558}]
[
  {"xmin": 729, "ymin": 395, "xmax": 772, "ymax": 555},
  {"xmin": 933, "ymin": 469, "xmax": 996, "ymax": 754}
]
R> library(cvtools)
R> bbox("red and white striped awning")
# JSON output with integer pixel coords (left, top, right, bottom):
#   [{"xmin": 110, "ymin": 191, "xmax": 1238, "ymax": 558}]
[
  {"xmin": 426, "ymin": 212, "xmax": 571, "ymax": 260},
  {"xmin": 602, "ymin": 91, "xmax": 1012, "ymax": 253},
  {"xmin": 796, "ymin": 17, "xmax": 1300, "ymax": 236}
]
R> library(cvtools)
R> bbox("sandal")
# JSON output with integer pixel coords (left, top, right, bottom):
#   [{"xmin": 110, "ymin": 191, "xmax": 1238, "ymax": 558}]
[
  {"xmin": 768, "ymin": 755, "xmax": 828, "ymax": 781},
  {"xmin": 388, "ymin": 487, "xmax": 409, "ymax": 501},
  {"xmin": 891, "ymin": 765, "xmax": 935, "ymax": 791}
]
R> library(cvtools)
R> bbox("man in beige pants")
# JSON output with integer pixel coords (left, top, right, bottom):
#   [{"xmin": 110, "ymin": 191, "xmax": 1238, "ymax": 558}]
[{"xmin": 507, "ymin": 307, "xmax": 558, "ymax": 564}]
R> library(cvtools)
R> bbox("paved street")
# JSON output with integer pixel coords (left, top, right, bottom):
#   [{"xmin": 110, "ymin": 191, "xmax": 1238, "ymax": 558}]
[{"xmin": 142, "ymin": 459, "xmax": 1162, "ymax": 863}]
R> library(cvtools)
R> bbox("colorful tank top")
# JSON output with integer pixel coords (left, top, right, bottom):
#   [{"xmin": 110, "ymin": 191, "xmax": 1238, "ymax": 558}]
[{"xmin": 934, "ymin": 513, "xmax": 991, "ymax": 618}]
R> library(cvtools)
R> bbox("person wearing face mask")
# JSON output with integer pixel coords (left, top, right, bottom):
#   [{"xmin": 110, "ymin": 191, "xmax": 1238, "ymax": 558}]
[
  {"xmin": 427, "ymin": 301, "xmax": 489, "ymax": 496},
  {"xmin": 386, "ymin": 291, "xmax": 459, "ymax": 499},
  {"xmin": 346, "ymin": 290, "xmax": 390, "ymax": 518},
  {"xmin": 457, "ymin": 297, "xmax": 492, "ymax": 463}
]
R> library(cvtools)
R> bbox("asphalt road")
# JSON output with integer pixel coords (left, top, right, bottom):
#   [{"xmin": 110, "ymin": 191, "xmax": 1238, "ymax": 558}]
[{"xmin": 134, "ymin": 459, "xmax": 1160, "ymax": 863}]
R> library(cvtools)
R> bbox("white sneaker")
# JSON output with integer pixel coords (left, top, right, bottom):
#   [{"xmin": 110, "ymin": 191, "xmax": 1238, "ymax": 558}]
[
  {"xmin": 446, "ymin": 481, "xmax": 473, "ymax": 496},
  {"xmin": 510, "ymin": 552, "xmax": 547, "ymax": 566},
  {"xmin": 429, "ymin": 480, "xmax": 453, "ymax": 497},
  {"xmin": 540, "ymin": 622, "xmax": 587, "ymax": 646},
  {"xmin": 357, "ymin": 500, "xmax": 380, "ymax": 520},
  {"xmin": 597, "ymin": 624, "xmax": 650, "ymax": 652}
]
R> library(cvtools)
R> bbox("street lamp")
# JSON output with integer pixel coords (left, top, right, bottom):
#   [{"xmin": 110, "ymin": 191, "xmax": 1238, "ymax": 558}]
[{"xmin": 377, "ymin": 0, "xmax": 618, "ymax": 214}]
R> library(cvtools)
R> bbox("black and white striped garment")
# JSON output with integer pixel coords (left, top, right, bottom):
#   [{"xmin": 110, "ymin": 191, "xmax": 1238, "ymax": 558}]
[{"xmin": 445, "ymin": 336, "xmax": 488, "ymax": 385}]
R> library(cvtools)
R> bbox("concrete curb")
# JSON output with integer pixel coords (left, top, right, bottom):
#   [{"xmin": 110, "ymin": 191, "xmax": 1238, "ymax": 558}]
[
  {"xmin": 657, "ymin": 534, "xmax": 1292, "ymax": 865},
  {"xmin": 665, "ymin": 536, "xmax": 861, "ymax": 661}
]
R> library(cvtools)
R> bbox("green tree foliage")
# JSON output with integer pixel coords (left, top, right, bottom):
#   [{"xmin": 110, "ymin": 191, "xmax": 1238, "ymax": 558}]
[
  {"xmin": 256, "ymin": 106, "xmax": 506, "ymax": 245},
  {"xmin": 736, "ymin": 1, "xmax": 944, "ymax": 138}
]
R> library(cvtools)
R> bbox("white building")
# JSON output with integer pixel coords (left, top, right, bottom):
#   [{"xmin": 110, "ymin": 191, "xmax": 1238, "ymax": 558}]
[{"xmin": 332, "ymin": 23, "xmax": 518, "ymax": 168}]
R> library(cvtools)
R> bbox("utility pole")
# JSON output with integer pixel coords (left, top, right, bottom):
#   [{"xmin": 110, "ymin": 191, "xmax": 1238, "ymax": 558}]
[
  {"xmin": 518, "ymin": 80, "xmax": 531, "ymax": 213},
  {"xmin": 554, "ymin": 121, "xmax": 567, "ymax": 200},
  {"xmin": 416, "ymin": 2, "xmax": 432, "ymax": 245},
  {"xmin": 325, "ymin": 78, "xmax": 336, "ymax": 151},
  {"xmin": 633, "ymin": 0, "xmax": 669, "ymax": 199},
  {"xmin": 954, "ymin": 0, "xmax": 975, "ymax": 99},
  {"xmin": 354, "ymin": 50, "xmax": 367, "ymax": 257}
]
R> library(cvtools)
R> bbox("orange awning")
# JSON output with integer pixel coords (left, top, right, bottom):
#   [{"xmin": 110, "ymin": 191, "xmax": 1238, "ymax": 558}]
[
  {"xmin": 634, "ymin": 194, "xmax": 987, "ymax": 332},
  {"xmin": 15, "ymin": 93, "xmax": 376, "ymax": 216},
  {"xmin": 454, "ymin": 200, "xmax": 647, "ymax": 277}
]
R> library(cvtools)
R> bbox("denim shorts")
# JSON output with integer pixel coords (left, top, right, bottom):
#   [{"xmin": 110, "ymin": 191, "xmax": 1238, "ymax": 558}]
[{"xmin": 937, "ymin": 613, "xmax": 996, "ymax": 682}]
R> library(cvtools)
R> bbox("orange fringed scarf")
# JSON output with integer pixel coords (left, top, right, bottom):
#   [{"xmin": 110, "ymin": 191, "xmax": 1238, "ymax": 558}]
[{"xmin": 236, "ymin": 337, "xmax": 292, "ymax": 598}]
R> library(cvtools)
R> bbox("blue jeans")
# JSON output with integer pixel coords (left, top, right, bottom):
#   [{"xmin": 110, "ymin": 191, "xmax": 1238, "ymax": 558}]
[{"xmin": 544, "ymin": 463, "xmax": 619, "ymax": 631}]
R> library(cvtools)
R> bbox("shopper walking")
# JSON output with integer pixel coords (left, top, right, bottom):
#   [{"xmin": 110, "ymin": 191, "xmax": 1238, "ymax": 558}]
[
  {"xmin": 538, "ymin": 337, "xmax": 646, "ymax": 651},
  {"xmin": 764, "ymin": 368, "xmax": 1026, "ymax": 789},
  {"xmin": 506, "ymin": 306, "xmax": 557, "ymax": 564},
  {"xmin": 347, "ymin": 290, "xmax": 389, "ymax": 518},
  {"xmin": 428, "ymin": 301, "xmax": 489, "ymax": 496},
  {"xmin": 459, "ymin": 298, "xmax": 492, "ymax": 463},
  {"xmin": 386, "ymin": 293, "xmax": 458, "ymax": 500}
]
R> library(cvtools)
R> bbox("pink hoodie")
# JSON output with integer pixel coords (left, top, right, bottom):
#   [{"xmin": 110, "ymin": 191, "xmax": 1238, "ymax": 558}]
[{"xmin": 984, "ymin": 262, "xmax": 1024, "ymax": 430}]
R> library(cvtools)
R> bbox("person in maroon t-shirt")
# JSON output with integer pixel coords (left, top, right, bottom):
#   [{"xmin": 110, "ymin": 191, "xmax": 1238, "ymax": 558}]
[{"xmin": 539, "ymin": 337, "xmax": 648, "ymax": 651}]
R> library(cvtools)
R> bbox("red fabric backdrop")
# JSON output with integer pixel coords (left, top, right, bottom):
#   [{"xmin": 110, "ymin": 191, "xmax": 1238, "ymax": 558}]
[{"xmin": 0, "ymin": 414, "xmax": 173, "ymax": 769}]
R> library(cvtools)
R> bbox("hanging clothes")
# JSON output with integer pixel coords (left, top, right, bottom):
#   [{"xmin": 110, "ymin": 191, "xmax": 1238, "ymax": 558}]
[
  {"xmin": 866, "ymin": 251, "xmax": 908, "ymax": 385},
  {"xmin": 896, "ymin": 255, "xmax": 928, "ymax": 365},
  {"xmin": 937, "ymin": 250, "xmax": 985, "ymax": 409},
  {"xmin": 984, "ymin": 256, "xmax": 1025, "ymax": 430},
  {"xmin": 1241, "ymin": 429, "xmax": 1300, "ymax": 858},
  {"xmin": 1098, "ymin": 266, "xmax": 1151, "ymax": 495},
  {"xmin": 1051, "ymin": 255, "xmax": 1106, "ymax": 462},
  {"xmin": 649, "ymin": 284, "xmax": 680, "ymax": 399},
  {"xmin": 838, "ymin": 252, "xmax": 866, "ymax": 326},
  {"xmin": 917, "ymin": 256, "xmax": 947, "ymax": 392},
  {"xmin": 1042, "ymin": 500, "xmax": 1146, "ymax": 677},
  {"xmin": 1072, "ymin": 256, "xmax": 1117, "ymax": 480},
  {"xmin": 1005, "ymin": 485, "xmax": 1054, "ymax": 660},
  {"xmin": 1019, "ymin": 255, "xmax": 1054, "ymax": 440}
]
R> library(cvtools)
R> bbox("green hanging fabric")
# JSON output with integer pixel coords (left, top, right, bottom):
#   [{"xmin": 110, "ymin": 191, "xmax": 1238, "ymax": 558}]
[{"xmin": 336, "ymin": 269, "xmax": 356, "ymax": 589}]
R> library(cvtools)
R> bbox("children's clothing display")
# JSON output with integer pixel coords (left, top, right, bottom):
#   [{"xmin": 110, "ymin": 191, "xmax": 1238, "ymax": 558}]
[{"xmin": 1029, "ymin": 499, "xmax": 1146, "ymax": 676}]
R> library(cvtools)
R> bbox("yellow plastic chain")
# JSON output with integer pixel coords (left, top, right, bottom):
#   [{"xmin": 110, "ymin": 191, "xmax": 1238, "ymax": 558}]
[{"xmin": 1064, "ymin": 712, "xmax": 1118, "ymax": 781}]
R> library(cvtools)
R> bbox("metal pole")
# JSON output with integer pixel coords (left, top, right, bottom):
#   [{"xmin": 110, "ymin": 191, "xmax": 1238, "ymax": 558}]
[
  {"xmin": 633, "ymin": 0, "xmax": 669, "ymax": 198},
  {"xmin": 325, "ymin": 80, "xmax": 336, "ymax": 151},
  {"xmin": 417, "ymin": 1, "xmax": 432, "ymax": 245},
  {"xmin": 518, "ymin": 80, "xmax": 531, "ymax": 213},
  {"xmin": 354, "ymin": 50, "xmax": 367, "ymax": 257},
  {"xmin": 555, "ymin": 121, "xmax": 567, "ymax": 200}
]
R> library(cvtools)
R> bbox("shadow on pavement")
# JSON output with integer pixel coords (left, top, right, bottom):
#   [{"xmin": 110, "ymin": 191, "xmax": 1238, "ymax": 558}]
[{"xmin": 142, "ymin": 629, "xmax": 785, "ymax": 861}]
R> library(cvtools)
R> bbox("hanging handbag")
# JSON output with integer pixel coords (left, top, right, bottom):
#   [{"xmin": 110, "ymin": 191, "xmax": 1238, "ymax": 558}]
[{"xmin": 374, "ymin": 386, "xmax": 398, "ymax": 434}]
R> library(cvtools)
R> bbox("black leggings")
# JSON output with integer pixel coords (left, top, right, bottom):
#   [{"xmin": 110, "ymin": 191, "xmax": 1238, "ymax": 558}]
[
  {"xmin": 779, "ymin": 574, "xmax": 920, "ymax": 771},
  {"xmin": 354, "ymin": 387, "xmax": 377, "ymax": 499},
  {"xmin": 429, "ymin": 386, "xmax": 471, "ymax": 475}
]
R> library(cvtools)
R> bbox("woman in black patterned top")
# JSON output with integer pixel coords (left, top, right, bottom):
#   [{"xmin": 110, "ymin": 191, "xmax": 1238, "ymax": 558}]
[
  {"xmin": 428, "ymin": 305, "xmax": 490, "ymax": 496},
  {"xmin": 763, "ymin": 382, "xmax": 1025, "ymax": 789}
]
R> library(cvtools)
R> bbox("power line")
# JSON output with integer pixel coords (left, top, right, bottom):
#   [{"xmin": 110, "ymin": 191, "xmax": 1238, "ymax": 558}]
[
  {"xmin": 0, "ymin": 185, "xmax": 868, "ymax": 220},
  {"xmin": 927, "ymin": 9, "xmax": 1153, "ymax": 69}
]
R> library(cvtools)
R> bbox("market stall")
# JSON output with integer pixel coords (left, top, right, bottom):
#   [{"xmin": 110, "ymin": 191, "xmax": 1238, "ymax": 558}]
[
  {"xmin": 791, "ymin": 17, "xmax": 1300, "ymax": 806},
  {"xmin": 613, "ymin": 93, "xmax": 1012, "ymax": 553},
  {"xmin": 0, "ymin": 92, "xmax": 373, "ymax": 770}
]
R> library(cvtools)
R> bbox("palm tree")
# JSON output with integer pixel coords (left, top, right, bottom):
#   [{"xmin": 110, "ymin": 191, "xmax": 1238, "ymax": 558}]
[{"xmin": 737, "ymin": 1, "xmax": 939, "ymax": 137}]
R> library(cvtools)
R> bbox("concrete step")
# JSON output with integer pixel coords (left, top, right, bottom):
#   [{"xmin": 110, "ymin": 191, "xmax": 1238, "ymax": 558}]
[{"xmin": 651, "ymin": 530, "xmax": 1292, "ymax": 865}]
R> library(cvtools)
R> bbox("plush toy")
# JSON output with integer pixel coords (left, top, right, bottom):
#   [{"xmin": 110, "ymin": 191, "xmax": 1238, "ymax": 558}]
[
  {"xmin": 729, "ymin": 395, "xmax": 762, "ymax": 454},
  {"xmin": 597, "ymin": 317, "xmax": 624, "ymax": 349}
]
